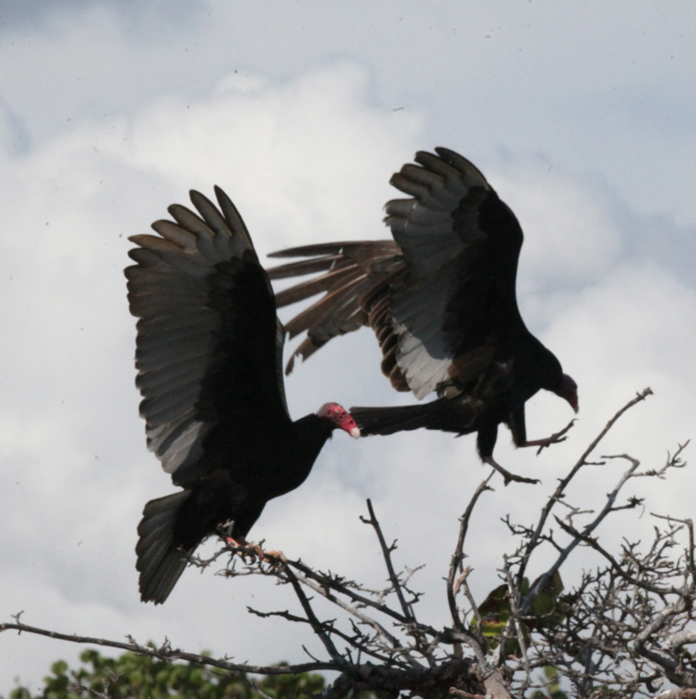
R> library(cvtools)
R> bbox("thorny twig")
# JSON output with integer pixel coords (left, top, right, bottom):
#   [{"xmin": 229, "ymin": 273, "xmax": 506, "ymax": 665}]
[
  {"xmin": 521, "ymin": 452, "xmax": 644, "ymax": 614},
  {"xmin": 283, "ymin": 565, "xmax": 346, "ymax": 667},
  {"xmin": 0, "ymin": 617, "xmax": 337, "ymax": 675},
  {"xmin": 516, "ymin": 388, "xmax": 653, "ymax": 601},
  {"xmin": 362, "ymin": 499, "xmax": 415, "ymax": 623},
  {"xmin": 447, "ymin": 474, "xmax": 494, "ymax": 634}
]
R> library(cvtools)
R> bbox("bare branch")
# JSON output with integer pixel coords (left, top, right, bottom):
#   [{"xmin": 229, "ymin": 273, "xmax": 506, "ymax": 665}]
[
  {"xmin": 516, "ymin": 387, "xmax": 653, "ymax": 590},
  {"xmin": 521, "ymin": 451, "xmax": 643, "ymax": 615},
  {"xmin": 0, "ymin": 619, "xmax": 338, "ymax": 675},
  {"xmin": 286, "ymin": 558, "xmax": 412, "ymax": 626},
  {"xmin": 283, "ymin": 566, "xmax": 347, "ymax": 666},
  {"xmin": 447, "ymin": 474, "xmax": 493, "ymax": 634},
  {"xmin": 362, "ymin": 499, "xmax": 415, "ymax": 622},
  {"xmin": 554, "ymin": 516, "xmax": 676, "ymax": 595}
]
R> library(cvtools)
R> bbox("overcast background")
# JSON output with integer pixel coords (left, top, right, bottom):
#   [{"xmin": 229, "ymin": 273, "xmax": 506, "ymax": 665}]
[{"xmin": 1, "ymin": 0, "xmax": 695, "ymax": 691}]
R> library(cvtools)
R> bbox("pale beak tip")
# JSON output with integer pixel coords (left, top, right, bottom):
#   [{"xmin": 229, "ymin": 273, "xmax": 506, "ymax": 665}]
[{"xmin": 350, "ymin": 426, "xmax": 361, "ymax": 439}]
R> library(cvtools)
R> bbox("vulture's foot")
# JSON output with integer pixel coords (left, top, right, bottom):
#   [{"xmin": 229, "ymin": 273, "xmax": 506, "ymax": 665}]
[
  {"xmin": 226, "ymin": 537, "xmax": 286, "ymax": 569},
  {"xmin": 259, "ymin": 548, "xmax": 287, "ymax": 570},
  {"xmin": 225, "ymin": 535, "xmax": 257, "ymax": 563},
  {"xmin": 483, "ymin": 456, "xmax": 540, "ymax": 486},
  {"xmin": 525, "ymin": 419, "xmax": 577, "ymax": 455}
]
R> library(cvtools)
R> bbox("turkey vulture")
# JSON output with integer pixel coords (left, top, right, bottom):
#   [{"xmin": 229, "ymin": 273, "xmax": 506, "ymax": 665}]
[
  {"xmin": 267, "ymin": 148, "xmax": 577, "ymax": 484},
  {"xmin": 126, "ymin": 187, "xmax": 360, "ymax": 604}
]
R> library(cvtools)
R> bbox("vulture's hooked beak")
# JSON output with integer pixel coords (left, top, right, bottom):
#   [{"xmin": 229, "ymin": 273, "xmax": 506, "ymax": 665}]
[{"xmin": 559, "ymin": 374, "xmax": 579, "ymax": 413}]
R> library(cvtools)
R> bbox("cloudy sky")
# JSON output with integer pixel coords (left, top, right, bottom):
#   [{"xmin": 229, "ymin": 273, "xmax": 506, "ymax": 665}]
[{"xmin": 1, "ymin": 0, "xmax": 695, "ymax": 691}]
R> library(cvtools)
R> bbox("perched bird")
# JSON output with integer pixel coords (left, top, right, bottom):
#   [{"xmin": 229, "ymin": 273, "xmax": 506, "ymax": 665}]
[
  {"xmin": 267, "ymin": 148, "xmax": 577, "ymax": 484},
  {"xmin": 126, "ymin": 187, "xmax": 360, "ymax": 604}
]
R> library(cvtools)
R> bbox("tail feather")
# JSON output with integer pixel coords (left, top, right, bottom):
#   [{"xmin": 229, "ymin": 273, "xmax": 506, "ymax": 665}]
[
  {"xmin": 265, "ymin": 240, "xmax": 403, "ymax": 375},
  {"xmin": 136, "ymin": 491, "xmax": 193, "ymax": 605}
]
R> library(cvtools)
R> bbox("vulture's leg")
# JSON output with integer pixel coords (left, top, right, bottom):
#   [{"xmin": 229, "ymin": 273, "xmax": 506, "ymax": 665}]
[
  {"xmin": 483, "ymin": 456, "xmax": 540, "ymax": 486},
  {"xmin": 523, "ymin": 419, "xmax": 576, "ymax": 455}
]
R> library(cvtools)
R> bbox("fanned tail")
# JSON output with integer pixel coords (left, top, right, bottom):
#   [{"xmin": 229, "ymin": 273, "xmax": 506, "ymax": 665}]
[{"xmin": 136, "ymin": 491, "xmax": 193, "ymax": 605}]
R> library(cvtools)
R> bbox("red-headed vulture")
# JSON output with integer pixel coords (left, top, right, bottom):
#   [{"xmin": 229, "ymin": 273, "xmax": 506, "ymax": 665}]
[{"xmin": 126, "ymin": 187, "xmax": 359, "ymax": 604}]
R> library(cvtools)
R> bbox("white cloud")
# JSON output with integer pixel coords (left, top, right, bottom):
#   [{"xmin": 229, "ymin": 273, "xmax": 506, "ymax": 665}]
[
  {"xmin": 499, "ymin": 164, "xmax": 624, "ymax": 291},
  {"xmin": 117, "ymin": 61, "xmax": 422, "ymax": 248},
  {"xmin": 0, "ymin": 60, "xmax": 426, "ymax": 689}
]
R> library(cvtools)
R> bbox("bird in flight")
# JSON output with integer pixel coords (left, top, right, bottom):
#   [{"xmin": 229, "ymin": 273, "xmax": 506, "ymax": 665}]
[{"xmin": 268, "ymin": 147, "xmax": 577, "ymax": 484}]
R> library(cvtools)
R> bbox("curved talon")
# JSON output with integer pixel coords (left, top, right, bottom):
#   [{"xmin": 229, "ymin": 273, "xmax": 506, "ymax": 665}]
[
  {"xmin": 531, "ymin": 435, "xmax": 567, "ymax": 455},
  {"xmin": 526, "ymin": 418, "xmax": 577, "ymax": 455}
]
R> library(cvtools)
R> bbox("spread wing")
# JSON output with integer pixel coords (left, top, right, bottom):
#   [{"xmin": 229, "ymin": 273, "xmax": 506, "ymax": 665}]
[
  {"xmin": 267, "ymin": 147, "xmax": 526, "ymax": 399},
  {"xmin": 384, "ymin": 148, "xmax": 525, "ymax": 398},
  {"xmin": 126, "ymin": 187, "xmax": 291, "ymax": 487}
]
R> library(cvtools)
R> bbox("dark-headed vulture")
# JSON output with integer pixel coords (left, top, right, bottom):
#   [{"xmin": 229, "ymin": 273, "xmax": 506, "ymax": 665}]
[
  {"xmin": 126, "ymin": 187, "xmax": 360, "ymax": 604},
  {"xmin": 267, "ymin": 148, "xmax": 577, "ymax": 484}
]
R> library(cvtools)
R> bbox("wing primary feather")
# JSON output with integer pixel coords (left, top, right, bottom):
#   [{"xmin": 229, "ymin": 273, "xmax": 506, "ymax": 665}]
[
  {"xmin": 187, "ymin": 191, "xmax": 230, "ymax": 238},
  {"xmin": 213, "ymin": 186, "xmax": 255, "ymax": 253},
  {"xmin": 434, "ymin": 147, "xmax": 490, "ymax": 187}
]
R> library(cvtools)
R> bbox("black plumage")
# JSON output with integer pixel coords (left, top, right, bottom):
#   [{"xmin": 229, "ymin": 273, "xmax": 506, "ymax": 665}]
[
  {"xmin": 267, "ymin": 148, "xmax": 577, "ymax": 482},
  {"xmin": 126, "ymin": 187, "xmax": 359, "ymax": 604}
]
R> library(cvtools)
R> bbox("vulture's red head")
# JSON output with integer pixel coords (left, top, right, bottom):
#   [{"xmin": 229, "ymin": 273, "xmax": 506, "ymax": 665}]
[
  {"xmin": 556, "ymin": 374, "xmax": 579, "ymax": 413},
  {"xmin": 318, "ymin": 403, "xmax": 361, "ymax": 438}
]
